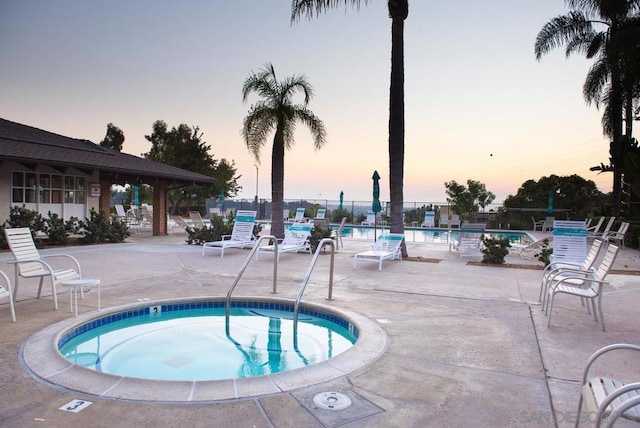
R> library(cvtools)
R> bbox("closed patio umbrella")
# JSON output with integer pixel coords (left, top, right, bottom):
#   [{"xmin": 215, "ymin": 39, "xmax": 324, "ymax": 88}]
[{"xmin": 372, "ymin": 171, "xmax": 381, "ymax": 241}]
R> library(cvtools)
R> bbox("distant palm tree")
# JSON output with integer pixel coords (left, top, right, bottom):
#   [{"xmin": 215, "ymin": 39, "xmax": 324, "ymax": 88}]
[
  {"xmin": 291, "ymin": 0, "xmax": 409, "ymax": 256},
  {"xmin": 535, "ymin": 0, "xmax": 640, "ymax": 215},
  {"xmin": 242, "ymin": 63, "xmax": 326, "ymax": 238}
]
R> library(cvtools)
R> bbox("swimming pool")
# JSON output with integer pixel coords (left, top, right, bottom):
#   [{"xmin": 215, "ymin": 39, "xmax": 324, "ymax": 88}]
[
  {"xmin": 22, "ymin": 297, "xmax": 387, "ymax": 402},
  {"xmin": 343, "ymin": 227, "xmax": 534, "ymax": 246},
  {"xmin": 268, "ymin": 222, "xmax": 534, "ymax": 246},
  {"xmin": 58, "ymin": 301, "xmax": 357, "ymax": 381}
]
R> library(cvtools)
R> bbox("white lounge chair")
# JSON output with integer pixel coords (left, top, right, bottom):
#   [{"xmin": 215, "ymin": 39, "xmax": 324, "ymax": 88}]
[
  {"xmin": 0, "ymin": 270, "xmax": 16, "ymax": 322},
  {"xmin": 605, "ymin": 221, "xmax": 629, "ymax": 247},
  {"xmin": 4, "ymin": 227, "xmax": 82, "ymax": 310},
  {"xmin": 575, "ymin": 343, "xmax": 640, "ymax": 427},
  {"xmin": 439, "ymin": 215, "xmax": 449, "ymax": 228},
  {"xmin": 457, "ymin": 223, "xmax": 486, "ymax": 260},
  {"xmin": 545, "ymin": 243, "xmax": 619, "ymax": 331},
  {"xmin": 189, "ymin": 211, "xmax": 212, "ymax": 228},
  {"xmin": 421, "ymin": 211, "xmax": 435, "ymax": 228},
  {"xmin": 256, "ymin": 222, "xmax": 313, "ymax": 261},
  {"xmin": 114, "ymin": 204, "xmax": 128, "ymax": 223},
  {"xmin": 353, "ymin": 233, "xmax": 404, "ymax": 271},
  {"xmin": 586, "ymin": 216, "xmax": 605, "ymax": 236},
  {"xmin": 590, "ymin": 216, "xmax": 615, "ymax": 240},
  {"xmin": 449, "ymin": 214, "xmax": 461, "ymax": 228},
  {"xmin": 552, "ymin": 219, "xmax": 588, "ymax": 263},
  {"xmin": 293, "ymin": 207, "xmax": 308, "ymax": 223},
  {"xmin": 201, "ymin": 210, "xmax": 257, "ymax": 257},
  {"xmin": 362, "ymin": 211, "xmax": 376, "ymax": 226},
  {"xmin": 315, "ymin": 208, "xmax": 326, "ymax": 220}
]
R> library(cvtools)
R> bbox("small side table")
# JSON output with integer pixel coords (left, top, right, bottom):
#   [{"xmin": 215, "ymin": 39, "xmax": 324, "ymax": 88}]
[{"xmin": 61, "ymin": 279, "xmax": 101, "ymax": 317}]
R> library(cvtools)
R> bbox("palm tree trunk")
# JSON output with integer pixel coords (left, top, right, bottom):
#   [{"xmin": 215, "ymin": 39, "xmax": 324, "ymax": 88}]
[
  {"xmin": 271, "ymin": 130, "xmax": 286, "ymax": 239},
  {"xmin": 388, "ymin": 13, "xmax": 406, "ymax": 257}
]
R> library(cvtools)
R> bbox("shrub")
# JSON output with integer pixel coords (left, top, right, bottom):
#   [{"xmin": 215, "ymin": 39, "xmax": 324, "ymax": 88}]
[
  {"xmin": 184, "ymin": 215, "xmax": 263, "ymax": 246},
  {"xmin": 44, "ymin": 211, "xmax": 80, "ymax": 245},
  {"xmin": 309, "ymin": 224, "xmax": 333, "ymax": 252},
  {"xmin": 534, "ymin": 238, "xmax": 553, "ymax": 267},
  {"xmin": 481, "ymin": 236, "xmax": 511, "ymax": 264},
  {"xmin": 8, "ymin": 205, "xmax": 45, "ymax": 232},
  {"xmin": 78, "ymin": 208, "xmax": 130, "ymax": 244}
]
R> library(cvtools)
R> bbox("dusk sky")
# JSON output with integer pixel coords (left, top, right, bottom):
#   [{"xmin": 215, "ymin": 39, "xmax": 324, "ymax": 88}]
[{"xmin": 0, "ymin": 1, "xmax": 614, "ymax": 205}]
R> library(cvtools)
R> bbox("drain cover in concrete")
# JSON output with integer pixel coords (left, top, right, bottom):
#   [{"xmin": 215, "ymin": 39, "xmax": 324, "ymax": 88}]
[
  {"xmin": 313, "ymin": 391, "xmax": 352, "ymax": 410},
  {"xmin": 294, "ymin": 388, "xmax": 383, "ymax": 427}
]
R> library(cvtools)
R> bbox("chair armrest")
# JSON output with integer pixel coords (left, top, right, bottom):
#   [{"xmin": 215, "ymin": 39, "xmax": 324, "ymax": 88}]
[
  {"xmin": 581, "ymin": 344, "xmax": 640, "ymax": 384},
  {"xmin": 220, "ymin": 235, "xmax": 232, "ymax": 241},
  {"xmin": 595, "ymin": 381, "xmax": 640, "ymax": 427},
  {"xmin": 41, "ymin": 253, "xmax": 82, "ymax": 274}
]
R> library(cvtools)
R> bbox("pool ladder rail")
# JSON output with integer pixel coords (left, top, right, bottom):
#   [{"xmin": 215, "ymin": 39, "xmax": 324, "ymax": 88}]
[{"xmin": 225, "ymin": 235, "xmax": 336, "ymax": 335}]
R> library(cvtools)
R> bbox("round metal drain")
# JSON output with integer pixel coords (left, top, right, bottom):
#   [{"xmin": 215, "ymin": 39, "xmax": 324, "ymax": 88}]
[{"xmin": 313, "ymin": 391, "xmax": 352, "ymax": 410}]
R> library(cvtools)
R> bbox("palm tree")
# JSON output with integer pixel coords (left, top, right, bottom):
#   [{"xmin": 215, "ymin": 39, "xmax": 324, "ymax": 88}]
[
  {"xmin": 291, "ymin": 0, "xmax": 409, "ymax": 256},
  {"xmin": 241, "ymin": 63, "xmax": 327, "ymax": 238},
  {"xmin": 535, "ymin": 0, "xmax": 640, "ymax": 215}
]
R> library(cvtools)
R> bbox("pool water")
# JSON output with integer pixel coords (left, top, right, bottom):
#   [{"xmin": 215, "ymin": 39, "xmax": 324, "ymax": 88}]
[
  {"xmin": 58, "ymin": 305, "xmax": 357, "ymax": 381},
  {"xmin": 343, "ymin": 227, "xmax": 533, "ymax": 246}
]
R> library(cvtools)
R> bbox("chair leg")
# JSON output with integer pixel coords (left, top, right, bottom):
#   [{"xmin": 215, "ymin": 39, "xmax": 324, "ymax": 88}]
[
  {"xmin": 596, "ymin": 294, "xmax": 606, "ymax": 332},
  {"xmin": 546, "ymin": 292, "xmax": 556, "ymax": 327},
  {"xmin": 36, "ymin": 277, "xmax": 44, "ymax": 298}
]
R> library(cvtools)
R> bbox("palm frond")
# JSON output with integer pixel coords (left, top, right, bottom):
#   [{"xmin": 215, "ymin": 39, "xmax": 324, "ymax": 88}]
[
  {"xmin": 290, "ymin": 0, "xmax": 368, "ymax": 23},
  {"xmin": 535, "ymin": 11, "xmax": 594, "ymax": 60},
  {"xmin": 583, "ymin": 57, "xmax": 610, "ymax": 106}
]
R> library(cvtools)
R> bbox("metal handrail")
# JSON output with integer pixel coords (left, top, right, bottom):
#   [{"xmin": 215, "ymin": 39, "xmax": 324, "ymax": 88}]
[
  {"xmin": 225, "ymin": 235, "xmax": 278, "ymax": 334},
  {"xmin": 293, "ymin": 238, "xmax": 336, "ymax": 330}
]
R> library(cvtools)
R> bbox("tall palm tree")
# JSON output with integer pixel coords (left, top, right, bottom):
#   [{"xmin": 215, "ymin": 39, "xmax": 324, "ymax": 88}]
[
  {"xmin": 242, "ymin": 63, "xmax": 327, "ymax": 238},
  {"xmin": 291, "ymin": 0, "xmax": 409, "ymax": 256},
  {"xmin": 535, "ymin": 0, "xmax": 640, "ymax": 215}
]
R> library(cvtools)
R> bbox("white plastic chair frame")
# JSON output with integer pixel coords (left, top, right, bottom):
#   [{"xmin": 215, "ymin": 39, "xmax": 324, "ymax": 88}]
[
  {"xmin": 575, "ymin": 343, "xmax": 640, "ymax": 427},
  {"xmin": 0, "ymin": 270, "xmax": 16, "ymax": 322}
]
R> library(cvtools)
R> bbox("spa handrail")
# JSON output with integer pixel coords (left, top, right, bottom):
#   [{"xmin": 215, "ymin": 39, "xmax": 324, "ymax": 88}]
[
  {"xmin": 293, "ymin": 238, "xmax": 336, "ymax": 329},
  {"xmin": 226, "ymin": 234, "xmax": 278, "ymax": 322}
]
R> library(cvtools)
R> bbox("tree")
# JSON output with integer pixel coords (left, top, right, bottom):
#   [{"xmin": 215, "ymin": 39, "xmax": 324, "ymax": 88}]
[
  {"xmin": 100, "ymin": 123, "xmax": 125, "ymax": 152},
  {"xmin": 535, "ymin": 0, "xmax": 640, "ymax": 215},
  {"xmin": 241, "ymin": 63, "xmax": 327, "ymax": 238},
  {"xmin": 143, "ymin": 120, "xmax": 240, "ymax": 214},
  {"xmin": 291, "ymin": 0, "xmax": 409, "ymax": 256},
  {"xmin": 503, "ymin": 174, "xmax": 607, "ymax": 219},
  {"xmin": 444, "ymin": 179, "xmax": 495, "ymax": 222}
]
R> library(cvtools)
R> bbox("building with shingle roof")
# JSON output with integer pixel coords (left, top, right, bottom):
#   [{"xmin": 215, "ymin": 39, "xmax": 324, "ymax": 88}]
[{"xmin": 0, "ymin": 118, "xmax": 216, "ymax": 235}]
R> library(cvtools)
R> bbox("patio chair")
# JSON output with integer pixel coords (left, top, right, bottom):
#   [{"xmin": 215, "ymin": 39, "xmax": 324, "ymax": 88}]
[
  {"xmin": 545, "ymin": 243, "xmax": 619, "ymax": 331},
  {"xmin": 293, "ymin": 207, "xmax": 309, "ymax": 223},
  {"xmin": 542, "ymin": 216, "xmax": 555, "ymax": 232},
  {"xmin": 201, "ymin": 210, "xmax": 257, "ymax": 257},
  {"xmin": 256, "ymin": 222, "xmax": 313, "ymax": 261},
  {"xmin": 189, "ymin": 211, "xmax": 211, "ymax": 228},
  {"xmin": 575, "ymin": 343, "xmax": 640, "ymax": 427},
  {"xmin": 532, "ymin": 217, "xmax": 546, "ymax": 231},
  {"xmin": 331, "ymin": 217, "xmax": 347, "ymax": 249},
  {"xmin": 439, "ymin": 214, "xmax": 449, "ymax": 228},
  {"xmin": 538, "ymin": 238, "xmax": 603, "ymax": 306},
  {"xmin": 315, "ymin": 208, "xmax": 326, "ymax": 220},
  {"xmin": 590, "ymin": 216, "xmax": 615, "ymax": 240},
  {"xmin": 114, "ymin": 204, "xmax": 128, "ymax": 223},
  {"xmin": 282, "ymin": 209, "xmax": 290, "ymax": 222},
  {"xmin": 361, "ymin": 211, "xmax": 376, "ymax": 226},
  {"xmin": 421, "ymin": 211, "xmax": 435, "ymax": 228},
  {"xmin": 457, "ymin": 223, "xmax": 486, "ymax": 260},
  {"xmin": 586, "ymin": 216, "xmax": 605, "ymax": 236},
  {"xmin": 449, "ymin": 214, "xmax": 461, "ymax": 228},
  {"xmin": 605, "ymin": 221, "xmax": 629, "ymax": 247},
  {"xmin": 353, "ymin": 233, "xmax": 404, "ymax": 271},
  {"xmin": 0, "ymin": 270, "xmax": 16, "ymax": 322},
  {"xmin": 4, "ymin": 227, "xmax": 82, "ymax": 310}
]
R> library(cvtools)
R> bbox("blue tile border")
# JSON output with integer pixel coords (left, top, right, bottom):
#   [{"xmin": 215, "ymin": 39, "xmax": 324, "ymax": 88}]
[{"xmin": 58, "ymin": 300, "xmax": 359, "ymax": 349}]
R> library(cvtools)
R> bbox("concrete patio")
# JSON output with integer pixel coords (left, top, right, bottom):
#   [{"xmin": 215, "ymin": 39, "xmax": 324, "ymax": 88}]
[{"xmin": 0, "ymin": 230, "xmax": 639, "ymax": 427}]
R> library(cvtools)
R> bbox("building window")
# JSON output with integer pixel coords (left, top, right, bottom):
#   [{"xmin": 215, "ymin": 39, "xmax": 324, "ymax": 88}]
[{"xmin": 12, "ymin": 171, "xmax": 85, "ymax": 204}]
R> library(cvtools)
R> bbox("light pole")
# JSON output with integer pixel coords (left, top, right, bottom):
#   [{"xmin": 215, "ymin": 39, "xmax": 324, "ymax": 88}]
[{"xmin": 254, "ymin": 164, "xmax": 259, "ymax": 215}]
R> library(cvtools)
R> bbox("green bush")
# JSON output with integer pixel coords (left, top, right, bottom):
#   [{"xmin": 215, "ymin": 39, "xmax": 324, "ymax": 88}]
[
  {"xmin": 78, "ymin": 208, "xmax": 130, "ymax": 244},
  {"xmin": 185, "ymin": 216, "xmax": 263, "ymax": 246},
  {"xmin": 8, "ymin": 205, "xmax": 45, "ymax": 231},
  {"xmin": 309, "ymin": 224, "xmax": 333, "ymax": 252},
  {"xmin": 330, "ymin": 208, "xmax": 353, "ymax": 223},
  {"xmin": 481, "ymin": 236, "xmax": 511, "ymax": 264},
  {"xmin": 534, "ymin": 238, "xmax": 553, "ymax": 266},
  {"xmin": 44, "ymin": 211, "xmax": 80, "ymax": 246}
]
